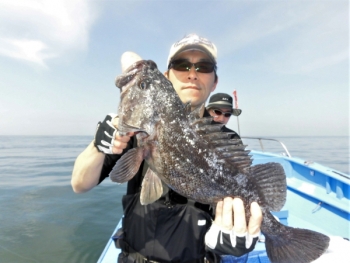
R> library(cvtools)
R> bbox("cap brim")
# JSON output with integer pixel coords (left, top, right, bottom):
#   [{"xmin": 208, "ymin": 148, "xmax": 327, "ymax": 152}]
[
  {"xmin": 171, "ymin": 45, "xmax": 216, "ymax": 64},
  {"xmin": 232, "ymin": 109, "xmax": 242, "ymax": 116},
  {"xmin": 207, "ymin": 104, "xmax": 232, "ymax": 109}
]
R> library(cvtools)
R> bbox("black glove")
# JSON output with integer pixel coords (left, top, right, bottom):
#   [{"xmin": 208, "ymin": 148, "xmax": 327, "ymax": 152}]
[
  {"xmin": 94, "ymin": 113, "xmax": 118, "ymax": 154},
  {"xmin": 205, "ymin": 222, "xmax": 259, "ymax": 257}
]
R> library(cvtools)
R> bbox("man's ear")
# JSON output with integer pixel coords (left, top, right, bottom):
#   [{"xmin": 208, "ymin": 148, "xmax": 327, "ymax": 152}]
[
  {"xmin": 164, "ymin": 71, "xmax": 169, "ymax": 79},
  {"xmin": 211, "ymin": 76, "xmax": 218, "ymax": 92}
]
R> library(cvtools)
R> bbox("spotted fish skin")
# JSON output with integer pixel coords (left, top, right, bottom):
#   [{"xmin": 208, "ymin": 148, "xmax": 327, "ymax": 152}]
[{"xmin": 110, "ymin": 59, "xmax": 329, "ymax": 263}]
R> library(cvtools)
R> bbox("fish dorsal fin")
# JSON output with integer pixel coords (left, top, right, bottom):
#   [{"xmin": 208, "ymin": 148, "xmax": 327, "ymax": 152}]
[
  {"xmin": 190, "ymin": 116, "xmax": 225, "ymax": 135},
  {"xmin": 109, "ymin": 147, "xmax": 144, "ymax": 183},
  {"xmin": 188, "ymin": 103, "xmax": 205, "ymax": 120},
  {"xmin": 183, "ymin": 101, "xmax": 192, "ymax": 115},
  {"xmin": 140, "ymin": 168, "xmax": 163, "ymax": 205},
  {"xmin": 248, "ymin": 163, "xmax": 287, "ymax": 211},
  {"xmin": 190, "ymin": 116, "xmax": 213, "ymax": 129},
  {"xmin": 196, "ymin": 124, "xmax": 225, "ymax": 135},
  {"xmin": 190, "ymin": 116, "xmax": 252, "ymax": 170},
  {"xmin": 215, "ymin": 142, "xmax": 252, "ymax": 170}
]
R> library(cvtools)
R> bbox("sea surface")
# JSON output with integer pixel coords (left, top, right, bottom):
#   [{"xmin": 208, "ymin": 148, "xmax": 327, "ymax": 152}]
[{"xmin": 0, "ymin": 136, "xmax": 348, "ymax": 263}]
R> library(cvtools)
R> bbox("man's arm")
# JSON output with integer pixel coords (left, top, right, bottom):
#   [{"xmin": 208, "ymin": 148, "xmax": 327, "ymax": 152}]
[
  {"xmin": 71, "ymin": 115, "xmax": 134, "ymax": 193},
  {"xmin": 71, "ymin": 141, "xmax": 105, "ymax": 193}
]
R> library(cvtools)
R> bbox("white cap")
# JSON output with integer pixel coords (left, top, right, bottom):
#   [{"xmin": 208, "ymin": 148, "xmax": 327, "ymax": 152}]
[
  {"xmin": 167, "ymin": 34, "xmax": 217, "ymax": 67},
  {"xmin": 121, "ymin": 51, "xmax": 143, "ymax": 73}
]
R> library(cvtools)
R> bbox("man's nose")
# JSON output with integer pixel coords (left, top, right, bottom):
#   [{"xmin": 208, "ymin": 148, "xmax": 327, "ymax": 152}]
[
  {"xmin": 187, "ymin": 66, "xmax": 198, "ymax": 80},
  {"xmin": 215, "ymin": 115, "xmax": 225, "ymax": 124}
]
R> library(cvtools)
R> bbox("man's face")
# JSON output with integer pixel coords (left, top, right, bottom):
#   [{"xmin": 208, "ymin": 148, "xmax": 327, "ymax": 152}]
[
  {"xmin": 208, "ymin": 108, "xmax": 232, "ymax": 125},
  {"xmin": 165, "ymin": 50, "xmax": 217, "ymax": 110}
]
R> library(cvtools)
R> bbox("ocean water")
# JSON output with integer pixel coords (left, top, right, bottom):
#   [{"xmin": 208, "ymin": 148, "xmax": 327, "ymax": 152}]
[{"xmin": 0, "ymin": 136, "xmax": 348, "ymax": 263}]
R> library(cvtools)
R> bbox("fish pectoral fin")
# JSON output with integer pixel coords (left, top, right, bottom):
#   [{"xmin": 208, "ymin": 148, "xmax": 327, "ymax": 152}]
[
  {"xmin": 109, "ymin": 147, "xmax": 144, "ymax": 183},
  {"xmin": 140, "ymin": 168, "xmax": 163, "ymax": 205}
]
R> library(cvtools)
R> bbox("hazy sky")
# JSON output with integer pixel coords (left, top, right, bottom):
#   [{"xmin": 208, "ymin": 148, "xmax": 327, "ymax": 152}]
[{"xmin": 0, "ymin": 0, "xmax": 348, "ymax": 136}]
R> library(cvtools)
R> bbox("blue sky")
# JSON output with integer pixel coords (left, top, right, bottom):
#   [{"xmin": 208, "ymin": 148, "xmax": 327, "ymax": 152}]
[{"xmin": 0, "ymin": 0, "xmax": 348, "ymax": 136}]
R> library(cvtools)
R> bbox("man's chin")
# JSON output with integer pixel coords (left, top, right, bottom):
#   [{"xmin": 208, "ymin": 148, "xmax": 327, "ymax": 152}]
[{"xmin": 181, "ymin": 90, "xmax": 202, "ymax": 102}]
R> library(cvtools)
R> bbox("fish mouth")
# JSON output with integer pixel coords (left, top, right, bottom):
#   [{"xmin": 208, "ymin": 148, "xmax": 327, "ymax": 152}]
[{"xmin": 119, "ymin": 122, "xmax": 148, "ymax": 136}]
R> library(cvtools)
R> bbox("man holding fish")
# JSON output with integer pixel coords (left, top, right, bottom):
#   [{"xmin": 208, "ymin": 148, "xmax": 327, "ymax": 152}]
[{"xmin": 71, "ymin": 34, "xmax": 264, "ymax": 262}]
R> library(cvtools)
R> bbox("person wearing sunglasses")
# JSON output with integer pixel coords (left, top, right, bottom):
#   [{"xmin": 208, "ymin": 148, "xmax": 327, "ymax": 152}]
[
  {"xmin": 206, "ymin": 93, "xmax": 242, "ymax": 125},
  {"xmin": 71, "ymin": 34, "xmax": 262, "ymax": 263}
]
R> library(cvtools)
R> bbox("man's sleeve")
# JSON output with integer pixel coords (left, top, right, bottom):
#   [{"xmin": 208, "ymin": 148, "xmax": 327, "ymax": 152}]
[{"xmin": 98, "ymin": 137, "xmax": 135, "ymax": 184}]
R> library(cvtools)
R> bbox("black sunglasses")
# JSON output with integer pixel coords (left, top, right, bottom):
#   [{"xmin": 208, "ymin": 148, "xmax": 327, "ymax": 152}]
[
  {"xmin": 168, "ymin": 59, "xmax": 216, "ymax": 73},
  {"xmin": 212, "ymin": 109, "xmax": 232, "ymax": 118}
]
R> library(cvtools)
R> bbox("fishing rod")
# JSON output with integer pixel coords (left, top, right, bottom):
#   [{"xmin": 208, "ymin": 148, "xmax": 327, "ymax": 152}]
[{"xmin": 233, "ymin": 90, "xmax": 241, "ymax": 135}]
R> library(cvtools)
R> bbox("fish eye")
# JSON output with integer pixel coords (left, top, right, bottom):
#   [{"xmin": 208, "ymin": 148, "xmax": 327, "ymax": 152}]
[{"xmin": 138, "ymin": 80, "xmax": 148, "ymax": 90}]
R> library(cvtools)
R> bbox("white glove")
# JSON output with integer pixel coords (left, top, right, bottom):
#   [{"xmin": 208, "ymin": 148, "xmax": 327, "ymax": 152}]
[{"xmin": 205, "ymin": 222, "xmax": 259, "ymax": 257}]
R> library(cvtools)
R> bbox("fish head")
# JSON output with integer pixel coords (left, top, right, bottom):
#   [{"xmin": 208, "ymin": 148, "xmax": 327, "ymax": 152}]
[{"xmin": 115, "ymin": 56, "xmax": 178, "ymax": 136}]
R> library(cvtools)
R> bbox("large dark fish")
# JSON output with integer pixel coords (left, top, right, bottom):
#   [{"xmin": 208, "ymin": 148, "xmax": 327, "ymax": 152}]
[{"xmin": 110, "ymin": 57, "xmax": 329, "ymax": 263}]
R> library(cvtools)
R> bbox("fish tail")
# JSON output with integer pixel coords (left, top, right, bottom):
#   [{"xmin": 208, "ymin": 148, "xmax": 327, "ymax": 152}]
[{"xmin": 263, "ymin": 213, "xmax": 330, "ymax": 263}]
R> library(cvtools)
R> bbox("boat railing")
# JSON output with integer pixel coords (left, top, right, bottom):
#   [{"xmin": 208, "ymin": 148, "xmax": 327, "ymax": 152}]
[{"xmin": 241, "ymin": 137, "xmax": 292, "ymax": 158}]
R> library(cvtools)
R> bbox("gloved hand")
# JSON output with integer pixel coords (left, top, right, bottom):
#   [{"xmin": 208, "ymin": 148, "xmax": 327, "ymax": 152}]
[
  {"xmin": 94, "ymin": 113, "xmax": 118, "ymax": 154},
  {"xmin": 205, "ymin": 197, "xmax": 261, "ymax": 257},
  {"xmin": 205, "ymin": 222, "xmax": 259, "ymax": 256}
]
